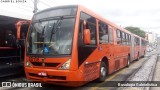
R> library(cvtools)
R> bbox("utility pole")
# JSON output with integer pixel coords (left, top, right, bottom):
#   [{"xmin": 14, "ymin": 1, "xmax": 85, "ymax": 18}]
[{"xmin": 33, "ymin": 0, "xmax": 38, "ymax": 13}]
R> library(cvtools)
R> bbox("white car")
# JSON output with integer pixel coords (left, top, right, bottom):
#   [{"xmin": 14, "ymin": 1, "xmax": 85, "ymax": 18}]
[{"xmin": 146, "ymin": 47, "xmax": 153, "ymax": 52}]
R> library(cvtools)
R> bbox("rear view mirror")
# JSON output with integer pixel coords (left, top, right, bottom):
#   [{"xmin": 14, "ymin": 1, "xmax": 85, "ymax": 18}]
[{"xmin": 84, "ymin": 29, "xmax": 91, "ymax": 45}]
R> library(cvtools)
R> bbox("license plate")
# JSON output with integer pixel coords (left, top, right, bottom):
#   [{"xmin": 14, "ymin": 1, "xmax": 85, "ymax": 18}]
[{"xmin": 38, "ymin": 72, "xmax": 47, "ymax": 76}]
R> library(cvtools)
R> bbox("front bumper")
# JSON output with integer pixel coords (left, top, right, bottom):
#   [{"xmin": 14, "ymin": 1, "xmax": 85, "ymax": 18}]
[{"xmin": 25, "ymin": 67, "xmax": 84, "ymax": 86}]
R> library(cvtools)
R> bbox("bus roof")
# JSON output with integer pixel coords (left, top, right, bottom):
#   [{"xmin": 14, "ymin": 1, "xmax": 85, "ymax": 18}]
[
  {"xmin": 34, "ymin": 5, "xmax": 131, "ymax": 35},
  {"xmin": 34, "ymin": 5, "xmax": 78, "ymax": 16},
  {"xmin": 0, "ymin": 15, "xmax": 26, "ymax": 25}
]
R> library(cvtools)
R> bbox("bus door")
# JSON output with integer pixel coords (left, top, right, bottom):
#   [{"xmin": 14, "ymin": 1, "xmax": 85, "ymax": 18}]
[
  {"xmin": 131, "ymin": 34, "xmax": 135, "ymax": 61},
  {"xmin": 114, "ymin": 29, "xmax": 123, "ymax": 71},
  {"xmin": 107, "ymin": 26, "xmax": 115, "ymax": 72},
  {"xmin": 98, "ymin": 21, "xmax": 114, "ymax": 74},
  {"xmin": 140, "ymin": 38, "xmax": 142, "ymax": 57},
  {"xmin": 8, "ymin": 21, "xmax": 29, "ymax": 74},
  {"xmin": 98, "ymin": 21, "xmax": 110, "ymax": 58},
  {"xmin": 16, "ymin": 21, "xmax": 30, "ymax": 61}
]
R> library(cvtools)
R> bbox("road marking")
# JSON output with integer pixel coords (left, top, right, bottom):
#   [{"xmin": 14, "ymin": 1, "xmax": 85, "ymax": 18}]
[
  {"xmin": 90, "ymin": 68, "xmax": 126, "ymax": 90},
  {"xmin": 90, "ymin": 60, "xmax": 140, "ymax": 90}
]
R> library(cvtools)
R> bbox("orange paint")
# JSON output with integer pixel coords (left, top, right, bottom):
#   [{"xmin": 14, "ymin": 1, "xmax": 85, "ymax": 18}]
[{"xmin": 25, "ymin": 5, "xmax": 148, "ymax": 87}]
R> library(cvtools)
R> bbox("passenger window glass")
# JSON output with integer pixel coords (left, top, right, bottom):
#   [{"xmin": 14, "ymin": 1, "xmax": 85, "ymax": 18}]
[
  {"xmin": 122, "ymin": 32, "xmax": 125, "ymax": 45},
  {"xmin": 79, "ymin": 12, "xmax": 96, "ymax": 45},
  {"xmin": 137, "ymin": 38, "xmax": 140, "ymax": 45},
  {"xmin": 109, "ymin": 28, "xmax": 113, "ymax": 44},
  {"xmin": 134, "ymin": 37, "xmax": 139, "ymax": 46},
  {"xmin": 126, "ymin": 34, "xmax": 128, "ymax": 45},
  {"xmin": 134, "ymin": 37, "xmax": 136, "ymax": 45},
  {"xmin": 116, "ymin": 30, "xmax": 121, "ymax": 44},
  {"xmin": 128, "ymin": 35, "xmax": 131, "ymax": 45},
  {"xmin": 99, "ymin": 21, "xmax": 108, "ymax": 44},
  {"xmin": 86, "ymin": 22, "xmax": 96, "ymax": 44},
  {"xmin": 80, "ymin": 12, "xmax": 96, "ymax": 24},
  {"xmin": 78, "ymin": 20, "xmax": 84, "ymax": 46}
]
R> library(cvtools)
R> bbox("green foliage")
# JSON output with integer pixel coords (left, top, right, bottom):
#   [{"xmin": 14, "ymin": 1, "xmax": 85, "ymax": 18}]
[{"xmin": 125, "ymin": 26, "xmax": 146, "ymax": 38}]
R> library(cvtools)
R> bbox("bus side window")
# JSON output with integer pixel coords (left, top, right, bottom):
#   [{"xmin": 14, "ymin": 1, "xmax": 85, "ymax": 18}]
[
  {"xmin": 137, "ymin": 38, "xmax": 140, "ymax": 45},
  {"xmin": 80, "ymin": 12, "xmax": 96, "ymax": 45},
  {"xmin": 128, "ymin": 35, "xmax": 131, "ymax": 45},
  {"xmin": 134, "ymin": 37, "xmax": 139, "ymax": 46},
  {"xmin": 78, "ymin": 20, "xmax": 84, "ymax": 46},
  {"xmin": 134, "ymin": 37, "xmax": 136, "ymax": 45},
  {"xmin": 109, "ymin": 28, "xmax": 113, "ymax": 44},
  {"xmin": 126, "ymin": 34, "xmax": 128, "ymax": 45},
  {"xmin": 116, "ymin": 30, "xmax": 121, "ymax": 45},
  {"xmin": 99, "ymin": 21, "xmax": 108, "ymax": 44},
  {"xmin": 122, "ymin": 32, "xmax": 126, "ymax": 45},
  {"xmin": 142, "ymin": 40, "xmax": 144, "ymax": 46},
  {"xmin": 86, "ymin": 22, "xmax": 96, "ymax": 45}
]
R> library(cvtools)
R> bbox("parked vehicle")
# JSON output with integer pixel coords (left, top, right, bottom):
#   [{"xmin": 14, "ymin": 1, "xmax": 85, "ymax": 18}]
[
  {"xmin": 0, "ymin": 20, "xmax": 29, "ymax": 77},
  {"xmin": 25, "ymin": 5, "xmax": 148, "ymax": 86}
]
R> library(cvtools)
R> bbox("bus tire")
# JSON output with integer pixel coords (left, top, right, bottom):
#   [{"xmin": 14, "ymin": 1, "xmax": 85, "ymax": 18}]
[
  {"xmin": 127, "ymin": 55, "xmax": 130, "ymax": 67},
  {"xmin": 97, "ymin": 61, "xmax": 107, "ymax": 82}
]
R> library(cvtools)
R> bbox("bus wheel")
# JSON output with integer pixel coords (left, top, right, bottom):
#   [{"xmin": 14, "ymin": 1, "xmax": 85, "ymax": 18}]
[
  {"xmin": 127, "ymin": 56, "xmax": 130, "ymax": 67},
  {"xmin": 98, "ymin": 61, "xmax": 107, "ymax": 82}
]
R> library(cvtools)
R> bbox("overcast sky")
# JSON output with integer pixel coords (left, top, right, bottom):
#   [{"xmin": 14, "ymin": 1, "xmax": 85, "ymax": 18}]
[{"xmin": 0, "ymin": 0, "xmax": 160, "ymax": 34}]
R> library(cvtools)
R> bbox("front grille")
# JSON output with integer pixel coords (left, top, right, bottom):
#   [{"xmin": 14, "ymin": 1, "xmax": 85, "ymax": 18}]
[
  {"xmin": 48, "ymin": 76, "xmax": 66, "ymax": 80},
  {"xmin": 32, "ymin": 62, "xmax": 42, "ymax": 66},
  {"xmin": 45, "ymin": 63, "xmax": 59, "ymax": 67},
  {"xmin": 29, "ymin": 73, "xmax": 44, "ymax": 78},
  {"xmin": 29, "ymin": 73, "xmax": 66, "ymax": 80},
  {"xmin": 31, "ymin": 62, "xmax": 60, "ymax": 67}
]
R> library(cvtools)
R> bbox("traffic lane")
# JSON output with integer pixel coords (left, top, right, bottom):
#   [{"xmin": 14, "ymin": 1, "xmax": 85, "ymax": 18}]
[
  {"xmin": 0, "ymin": 56, "xmax": 149, "ymax": 90},
  {"xmin": 0, "ymin": 74, "xmax": 26, "ymax": 90},
  {"xmin": 91, "ymin": 56, "xmax": 148, "ymax": 90},
  {"xmin": 0, "ymin": 73, "xmax": 26, "ymax": 82}
]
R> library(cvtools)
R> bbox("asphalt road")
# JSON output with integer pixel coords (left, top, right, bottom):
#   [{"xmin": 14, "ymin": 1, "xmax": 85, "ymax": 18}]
[{"xmin": 0, "ymin": 54, "xmax": 152, "ymax": 90}]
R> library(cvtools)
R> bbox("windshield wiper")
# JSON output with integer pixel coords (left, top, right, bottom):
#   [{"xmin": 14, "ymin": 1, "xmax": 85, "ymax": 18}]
[
  {"xmin": 54, "ymin": 16, "xmax": 63, "ymax": 33},
  {"xmin": 49, "ymin": 16, "xmax": 63, "ymax": 42},
  {"xmin": 42, "ymin": 26, "xmax": 46, "ymax": 56},
  {"xmin": 35, "ymin": 26, "xmax": 45, "ymax": 55}
]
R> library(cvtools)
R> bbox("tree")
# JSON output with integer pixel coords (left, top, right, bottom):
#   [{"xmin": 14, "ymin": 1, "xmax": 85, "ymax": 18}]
[{"xmin": 125, "ymin": 26, "xmax": 146, "ymax": 38}]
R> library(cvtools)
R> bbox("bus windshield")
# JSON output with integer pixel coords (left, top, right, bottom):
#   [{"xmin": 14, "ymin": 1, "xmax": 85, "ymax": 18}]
[{"xmin": 27, "ymin": 17, "xmax": 75, "ymax": 55}]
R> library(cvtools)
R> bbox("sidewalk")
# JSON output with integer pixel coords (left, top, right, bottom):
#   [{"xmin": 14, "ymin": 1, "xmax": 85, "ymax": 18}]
[{"xmin": 117, "ymin": 51, "xmax": 158, "ymax": 90}]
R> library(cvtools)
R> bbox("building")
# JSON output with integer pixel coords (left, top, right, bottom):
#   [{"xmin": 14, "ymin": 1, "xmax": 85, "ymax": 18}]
[{"xmin": 146, "ymin": 32, "xmax": 158, "ymax": 44}]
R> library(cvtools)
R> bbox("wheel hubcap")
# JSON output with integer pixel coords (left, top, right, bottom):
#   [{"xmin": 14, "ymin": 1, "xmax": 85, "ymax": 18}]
[{"xmin": 101, "ymin": 67, "xmax": 106, "ymax": 77}]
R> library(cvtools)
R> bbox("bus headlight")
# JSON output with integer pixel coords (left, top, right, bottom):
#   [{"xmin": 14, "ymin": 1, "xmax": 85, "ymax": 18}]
[
  {"xmin": 59, "ymin": 59, "xmax": 71, "ymax": 70},
  {"xmin": 26, "ymin": 61, "xmax": 32, "ymax": 67}
]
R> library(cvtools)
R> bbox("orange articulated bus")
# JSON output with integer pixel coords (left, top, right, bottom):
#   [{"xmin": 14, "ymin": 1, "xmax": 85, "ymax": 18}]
[
  {"xmin": 132, "ymin": 34, "xmax": 141, "ymax": 60},
  {"xmin": 25, "ymin": 5, "xmax": 148, "ymax": 86},
  {"xmin": 131, "ymin": 34, "xmax": 148, "ymax": 61},
  {"xmin": 140, "ymin": 38, "xmax": 148, "ymax": 57}
]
